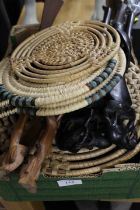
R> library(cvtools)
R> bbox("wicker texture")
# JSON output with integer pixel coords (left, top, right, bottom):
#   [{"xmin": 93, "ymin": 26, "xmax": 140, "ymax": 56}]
[
  {"xmin": 125, "ymin": 62, "xmax": 140, "ymax": 122},
  {"xmin": 41, "ymin": 64, "xmax": 140, "ymax": 177},
  {"xmin": 0, "ymin": 21, "xmax": 127, "ymax": 116},
  {"xmin": 0, "ymin": 21, "xmax": 140, "ymax": 180},
  {"xmin": 42, "ymin": 142, "xmax": 140, "ymax": 177}
]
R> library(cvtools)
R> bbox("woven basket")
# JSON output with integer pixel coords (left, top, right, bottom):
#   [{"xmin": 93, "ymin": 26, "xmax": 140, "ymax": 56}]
[
  {"xmin": 41, "ymin": 63, "xmax": 140, "ymax": 177},
  {"xmin": 0, "ymin": 22, "xmax": 140, "ymax": 181},
  {"xmin": 0, "ymin": 20, "xmax": 127, "ymax": 117}
]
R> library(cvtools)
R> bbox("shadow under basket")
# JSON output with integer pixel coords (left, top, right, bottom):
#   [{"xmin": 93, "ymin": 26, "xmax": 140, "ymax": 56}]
[{"xmin": 0, "ymin": 24, "xmax": 140, "ymax": 201}]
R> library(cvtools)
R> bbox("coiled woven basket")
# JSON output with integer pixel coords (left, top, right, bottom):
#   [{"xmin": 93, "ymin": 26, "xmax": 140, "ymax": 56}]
[
  {"xmin": 42, "ymin": 63, "xmax": 140, "ymax": 177},
  {"xmin": 0, "ymin": 21, "xmax": 140, "ymax": 179},
  {"xmin": 0, "ymin": 21, "xmax": 126, "ymax": 117}
]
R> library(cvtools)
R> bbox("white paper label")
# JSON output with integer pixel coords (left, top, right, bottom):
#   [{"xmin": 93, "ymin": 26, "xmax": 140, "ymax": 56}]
[{"xmin": 57, "ymin": 180, "xmax": 82, "ymax": 187}]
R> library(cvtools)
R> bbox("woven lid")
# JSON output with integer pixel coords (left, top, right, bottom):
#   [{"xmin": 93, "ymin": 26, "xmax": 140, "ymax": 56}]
[{"xmin": 0, "ymin": 21, "xmax": 126, "ymax": 116}]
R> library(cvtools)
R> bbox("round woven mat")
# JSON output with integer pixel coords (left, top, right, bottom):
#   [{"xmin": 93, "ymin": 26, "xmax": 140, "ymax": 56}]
[
  {"xmin": 42, "ymin": 143, "xmax": 140, "ymax": 177},
  {"xmin": 41, "ymin": 64, "xmax": 140, "ymax": 177},
  {"xmin": 0, "ymin": 21, "xmax": 126, "ymax": 116}
]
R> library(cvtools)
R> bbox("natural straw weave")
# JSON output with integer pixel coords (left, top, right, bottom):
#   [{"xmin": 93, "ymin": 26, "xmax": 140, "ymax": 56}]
[
  {"xmin": 0, "ymin": 21, "xmax": 139, "ymax": 178},
  {"xmin": 42, "ymin": 143, "xmax": 140, "ymax": 177},
  {"xmin": 0, "ymin": 21, "xmax": 126, "ymax": 116},
  {"xmin": 41, "ymin": 64, "xmax": 140, "ymax": 177},
  {"xmin": 125, "ymin": 62, "xmax": 140, "ymax": 122}
]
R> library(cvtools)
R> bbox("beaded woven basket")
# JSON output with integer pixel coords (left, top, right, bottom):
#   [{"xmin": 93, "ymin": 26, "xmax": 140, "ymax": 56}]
[
  {"xmin": 0, "ymin": 22, "xmax": 140, "ymax": 181},
  {"xmin": 41, "ymin": 63, "xmax": 140, "ymax": 177},
  {"xmin": 0, "ymin": 21, "xmax": 126, "ymax": 117}
]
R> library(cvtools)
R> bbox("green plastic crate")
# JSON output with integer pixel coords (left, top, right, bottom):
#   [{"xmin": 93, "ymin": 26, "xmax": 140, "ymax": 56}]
[
  {"xmin": 1, "ymin": 24, "xmax": 140, "ymax": 202},
  {"xmin": 0, "ymin": 170, "xmax": 140, "ymax": 201}
]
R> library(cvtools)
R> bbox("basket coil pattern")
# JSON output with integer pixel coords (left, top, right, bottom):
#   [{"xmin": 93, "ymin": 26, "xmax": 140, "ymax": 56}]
[
  {"xmin": 42, "ymin": 64, "xmax": 140, "ymax": 177},
  {"xmin": 0, "ymin": 21, "xmax": 140, "ymax": 179},
  {"xmin": 0, "ymin": 21, "xmax": 126, "ymax": 116}
]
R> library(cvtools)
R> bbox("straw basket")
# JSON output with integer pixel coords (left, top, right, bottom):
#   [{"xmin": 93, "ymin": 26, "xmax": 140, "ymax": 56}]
[
  {"xmin": 0, "ymin": 22, "xmax": 140, "ymax": 180},
  {"xmin": 41, "ymin": 63, "xmax": 140, "ymax": 177},
  {"xmin": 0, "ymin": 21, "xmax": 127, "ymax": 117}
]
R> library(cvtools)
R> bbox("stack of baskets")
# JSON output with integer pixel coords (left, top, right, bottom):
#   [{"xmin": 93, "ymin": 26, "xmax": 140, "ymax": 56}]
[{"xmin": 0, "ymin": 20, "xmax": 139, "ymax": 191}]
